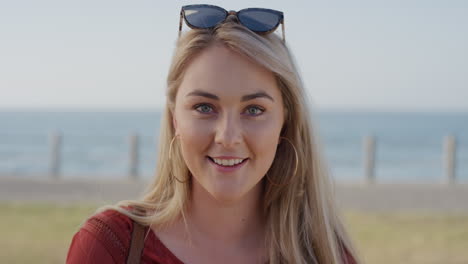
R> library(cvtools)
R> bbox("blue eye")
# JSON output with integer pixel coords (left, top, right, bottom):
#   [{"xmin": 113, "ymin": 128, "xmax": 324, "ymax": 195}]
[
  {"xmin": 245, "ymin": 106, "xmax": 265, "ymax": 116},
  {"xmin": 193, "ymin": 104, "xmax": 264, "ymax": 116},
  {"xmin": 194, "ymin": 103, "xmax": 214, "ymax": 114}
]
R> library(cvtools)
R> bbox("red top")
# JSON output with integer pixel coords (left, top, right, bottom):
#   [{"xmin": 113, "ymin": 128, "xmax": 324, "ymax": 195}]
[
  {"xmin": 66, "ymin": 209, "xmax": 184, "ymax": 264},
  {"xmin": 67, "ymin": 209, "xmax": 356, "ymax": 264}
]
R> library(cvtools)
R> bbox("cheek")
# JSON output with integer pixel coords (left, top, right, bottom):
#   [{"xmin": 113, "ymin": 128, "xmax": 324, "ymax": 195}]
[
  {"xmin": 179, "ymin": 119, "xmax": 211, "ymax": 140},
  {"xmin": 244, "ymin": 119, "xmax": 282, "ymax": 165},
  {"xmin": 177, "ymin": 118, "xmax": 213, "ymax": 164},
  {"xmin": 245, "ymin": 116, "xmax": 283, "ymax": 142}
]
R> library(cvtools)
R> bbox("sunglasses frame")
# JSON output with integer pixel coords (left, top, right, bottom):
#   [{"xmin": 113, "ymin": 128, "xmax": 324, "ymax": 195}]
[{"xmin": 179, "ymin": 4, "xmax": 285, "ymax": 42}]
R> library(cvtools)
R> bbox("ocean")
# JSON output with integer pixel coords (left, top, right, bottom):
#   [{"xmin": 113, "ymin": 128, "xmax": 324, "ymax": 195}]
[{"xmin": 1, "ymin": 110, "xmax": 467, "ymax": 183}]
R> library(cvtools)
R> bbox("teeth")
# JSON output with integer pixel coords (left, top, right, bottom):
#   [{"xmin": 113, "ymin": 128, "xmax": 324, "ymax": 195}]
[{"xmin": 212, "ymin": 158, "xmax": 244, "ymax": 166}]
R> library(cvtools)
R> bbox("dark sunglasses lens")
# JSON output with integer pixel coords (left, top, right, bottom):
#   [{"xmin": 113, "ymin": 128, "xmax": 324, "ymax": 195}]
[
  {"xmin": 238, "ymin": 10, "xmax": 280, "ymax": 32},
  {"xmin": 184, "ymin": 6, "xmax": 226, "ymax": 28}
]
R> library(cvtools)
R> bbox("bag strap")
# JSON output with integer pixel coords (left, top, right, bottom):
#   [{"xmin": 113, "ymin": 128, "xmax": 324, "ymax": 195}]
[{"xmin": 126, "ymin": 220, "xmax": 146, "ymax": 264}]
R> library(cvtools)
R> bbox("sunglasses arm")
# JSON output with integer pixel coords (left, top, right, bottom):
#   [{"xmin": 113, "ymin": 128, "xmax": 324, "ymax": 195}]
[
  {"xmin": 178, "ymin": 11, "xmax": 183, "ymax": 38},
  {"xmin": 281, "ymin": 18, "xmax": 285, "ymax": 43}
]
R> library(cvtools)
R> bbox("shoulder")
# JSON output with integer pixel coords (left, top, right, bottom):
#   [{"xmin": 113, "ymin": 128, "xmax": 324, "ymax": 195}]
[
  {"xmin": 67, "ymin": 208, "xmax": 134, "ymax": 263},
  {"xmin": 82, "ymin": 208, "xmax": 134, "ymax": 252}
]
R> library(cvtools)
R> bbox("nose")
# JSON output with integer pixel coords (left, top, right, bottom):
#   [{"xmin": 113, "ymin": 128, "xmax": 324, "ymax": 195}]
[{"xmin": 214, "ymin": 113, "xmax": 243, "ymax": 148}]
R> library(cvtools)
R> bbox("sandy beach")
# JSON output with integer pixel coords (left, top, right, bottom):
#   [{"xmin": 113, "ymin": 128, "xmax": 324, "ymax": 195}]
[{"xmin": 1, "ymin": 177, "xmax": 467, "ymax": 212}]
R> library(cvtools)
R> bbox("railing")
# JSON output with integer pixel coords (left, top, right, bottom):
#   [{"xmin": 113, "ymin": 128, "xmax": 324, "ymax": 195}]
[
  {"xmin": 43, "ymin": 132, "xmax": 461, "ymax": 184},
  {"xmin": 45, "ymin": 131, "xmax": 144, "ymax": 180},
  {"xmin": 362, "ymin": 135, "xmax": 458, "ymax": 184}
]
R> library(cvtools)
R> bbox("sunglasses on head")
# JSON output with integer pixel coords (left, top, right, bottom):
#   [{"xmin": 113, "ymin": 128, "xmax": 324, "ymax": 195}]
[{"xmin": 179, "ymin": 4, "xmax": 285, "ymax": 42}]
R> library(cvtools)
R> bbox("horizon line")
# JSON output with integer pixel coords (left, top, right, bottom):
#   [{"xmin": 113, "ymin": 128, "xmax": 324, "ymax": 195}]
[{"xmin": 0, "ymin": 107, "xmax": 467, "ymax": 113}]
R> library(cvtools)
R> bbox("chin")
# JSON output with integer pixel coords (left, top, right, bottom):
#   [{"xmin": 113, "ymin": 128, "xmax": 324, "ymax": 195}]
[
  {"xmin": 207, "ymin": 180, "xmax": 264, "ymax": 205},
  {"xmin": 192, "ymin": 172, "xmax": 264, "ymax": 205},
  {"xmin": 208, "ymin": 187, "xmax": 246, "ymax": 204}
]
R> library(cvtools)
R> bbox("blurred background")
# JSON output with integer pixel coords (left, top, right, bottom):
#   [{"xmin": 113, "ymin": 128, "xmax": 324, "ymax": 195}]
[{"xmin": 0, "ymin": 0, "xmax": 467, "ymax": 263}]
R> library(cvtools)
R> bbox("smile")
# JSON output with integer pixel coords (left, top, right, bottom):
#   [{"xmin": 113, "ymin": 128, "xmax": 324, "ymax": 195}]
[{"xmin": 206, "ymin": 156, "xmax": 249, "ymax": 172}]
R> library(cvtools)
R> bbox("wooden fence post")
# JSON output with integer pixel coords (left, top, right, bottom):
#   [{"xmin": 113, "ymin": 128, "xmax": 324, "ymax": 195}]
[
  {"xmin": 129, "ymin": 133, "xmax": 139, "ymax": 180},
  {"xmin": 363, "ymin": 135, "xmax": 376, "ymax": 184},
  {"xmin": 443, "ymin": 135, "xmax": 456, "ymax": 184},
  {"xmin": 49, "ymin": 131, "xmax": 62, "ymax": 179}
]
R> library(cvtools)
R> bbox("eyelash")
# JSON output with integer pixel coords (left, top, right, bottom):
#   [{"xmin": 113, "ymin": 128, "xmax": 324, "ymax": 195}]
[{"xmin": 193, "ymin": 103, "xmax": 265, "ymax": 116}]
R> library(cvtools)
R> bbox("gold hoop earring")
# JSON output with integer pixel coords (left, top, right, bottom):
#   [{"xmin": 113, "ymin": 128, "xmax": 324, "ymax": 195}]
[
  {"xmin": 266, "ymin": 136, "xmax": 299, "ymax": 187},
  {"xmin": 169, "ymin": 135, "xmax": 189, "ymax": 183},
  {"xmin": 169, "ymin": 135, "xmax": 177, "ymax": 161}
]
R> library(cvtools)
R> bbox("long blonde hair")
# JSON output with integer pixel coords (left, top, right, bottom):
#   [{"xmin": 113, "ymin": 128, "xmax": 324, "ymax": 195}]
[{"xmin": 97, "ymin": 16, "xmax": 361, "ymax": 264}]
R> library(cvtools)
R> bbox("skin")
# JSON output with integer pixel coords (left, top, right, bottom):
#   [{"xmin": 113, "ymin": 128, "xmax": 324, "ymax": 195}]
[{"xmin": 154, "ymin": 43, "xmax": 285, "ymax": 264}]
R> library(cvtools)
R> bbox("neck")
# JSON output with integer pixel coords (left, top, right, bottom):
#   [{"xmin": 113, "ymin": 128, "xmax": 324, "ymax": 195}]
[{"xmin": 185, "ymin": 180, "xmax": 266, "ymax": 247}]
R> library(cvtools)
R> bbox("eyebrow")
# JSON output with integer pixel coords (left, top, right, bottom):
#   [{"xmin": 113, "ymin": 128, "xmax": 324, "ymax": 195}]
[{"xmin": 186, "ymin": 90, "xmax": 275, "ymax": 102}]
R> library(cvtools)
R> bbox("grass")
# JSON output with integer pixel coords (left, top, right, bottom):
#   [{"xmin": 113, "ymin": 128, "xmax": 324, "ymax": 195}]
[
  {"xmin": 1, "ymin": 203, "xmax": 468, "ymax": 264},
  {"xmin": 344, "ymin": 211, "xmax": 468, "ymax": 264},
  {"xmin": 0, "ymin": 203, "xmax": 98, "ymax": 264}
]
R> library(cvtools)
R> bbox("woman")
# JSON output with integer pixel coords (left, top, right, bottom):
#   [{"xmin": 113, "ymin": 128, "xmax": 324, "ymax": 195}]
[{"xmin": 67, "ymin": 5, "xmax": 360, "ymax": 264}]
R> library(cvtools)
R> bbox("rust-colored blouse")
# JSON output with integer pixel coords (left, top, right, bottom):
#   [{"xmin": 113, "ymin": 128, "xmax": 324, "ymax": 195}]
[
  {"xmin": 66, "ymin": 209, "xmax": 184, "ymax": 264},
  {"xmin": 67, "ymin": 209, "xmax": 356, "ymax": 264}
]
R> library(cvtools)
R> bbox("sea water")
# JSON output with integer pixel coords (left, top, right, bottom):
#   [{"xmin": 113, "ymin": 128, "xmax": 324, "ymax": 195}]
[{"xmin": 0, "ymin": 110, "xmax": 467, "ymax": 183}]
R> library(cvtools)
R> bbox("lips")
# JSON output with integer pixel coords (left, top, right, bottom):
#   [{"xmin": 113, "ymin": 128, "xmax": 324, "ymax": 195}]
[
  {"xmin": 206, "ymin": 156, "xmax": 249, "ymax": 172},
  {"xmin": 207, "ymin": 156, "xmax": 249, "ymax": 167}
]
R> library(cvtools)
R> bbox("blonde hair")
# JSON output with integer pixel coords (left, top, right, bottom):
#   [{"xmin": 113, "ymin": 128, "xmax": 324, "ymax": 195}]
[{"xmin": 97, "ymin": 16, "xmax": 361, "ymax": 264}]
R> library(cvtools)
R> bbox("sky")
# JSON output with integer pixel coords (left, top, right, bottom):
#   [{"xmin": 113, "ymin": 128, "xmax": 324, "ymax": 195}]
[{"xmin": 0, "ymin": 0, "xmax": 467, "ymax": 111}]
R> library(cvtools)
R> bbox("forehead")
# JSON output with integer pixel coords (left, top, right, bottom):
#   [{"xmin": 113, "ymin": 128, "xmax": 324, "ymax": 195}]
[{"xmin": 178, "ymin": 44, "xmax": 281, "ymax": 99}]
